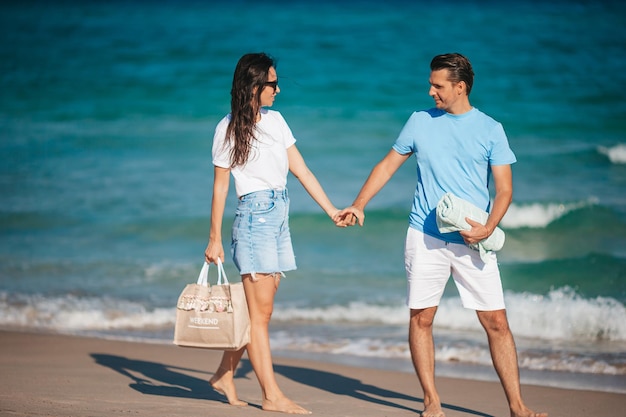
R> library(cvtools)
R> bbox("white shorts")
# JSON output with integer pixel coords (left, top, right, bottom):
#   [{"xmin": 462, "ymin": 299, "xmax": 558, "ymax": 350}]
[{"xmin": 404, "ymin": 227, "xmax": 505, "ymax": 311}]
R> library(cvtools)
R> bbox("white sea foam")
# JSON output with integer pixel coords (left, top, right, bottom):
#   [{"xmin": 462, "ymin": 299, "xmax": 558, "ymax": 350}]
[
  {"xmin": 272, "ymin": 302, "xmax": 408, "ymax": 325},
  {"xmin": 2, "ymin": 287, "xmax": 623, "ymax": 343},
  {"xmin": 430, "ymin": 287, "xmax": 626, "ymax": 342},
  {"xmin": 274, "ymin": 287, "xmax": 626, "ymax": 343},
  {"xmin": 0, "ymin": 292, "xmax": 174, "ymax": 331},
  {"xmin": 598, "ymin": 143, "xmax": 626, "ymax": 164},
  {"xmin": 500, "ymin": 199, "xmax": 596, "ymax": 229},
  {"xmin": 1, "ymin": 289, "xmax": 624, "ymax": 377},
  {"xmin": 506, "ymin": 287, "xmax": 626, "ymax": 342},
  {"xmin": 270, "ymin": 331, "xmax": 625, "ymax": 377}
]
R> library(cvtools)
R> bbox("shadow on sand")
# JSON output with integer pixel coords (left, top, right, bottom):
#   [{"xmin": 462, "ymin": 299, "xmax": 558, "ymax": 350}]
[{"xmin": 91, "ymin": 354, "xmax": 492, "ymax": 416}]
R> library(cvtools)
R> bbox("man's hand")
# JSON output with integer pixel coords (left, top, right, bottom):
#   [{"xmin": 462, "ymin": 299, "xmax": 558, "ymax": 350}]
[
  {"xmin": 333, "ymin": 207, "xmax": 365, "ymax": 227},
  {"xmin": 459, "ymin": 217, "xmax": 491, "ymax": 245}
]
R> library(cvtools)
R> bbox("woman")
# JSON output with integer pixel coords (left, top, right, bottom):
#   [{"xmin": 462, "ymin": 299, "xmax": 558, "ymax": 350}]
[{"xmin": 204, "ymin": 53, "xmax": 338, "ymax": 415}]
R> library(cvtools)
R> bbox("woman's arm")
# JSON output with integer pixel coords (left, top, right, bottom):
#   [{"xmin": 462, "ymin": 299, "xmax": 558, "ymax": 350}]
[
  {"xmin": 287, "ymin": 144, "xmax": 338, "ymax": 218},
  {"xmin": 205, "ymin": 166, "xmax": 231, "ymax": 264}
]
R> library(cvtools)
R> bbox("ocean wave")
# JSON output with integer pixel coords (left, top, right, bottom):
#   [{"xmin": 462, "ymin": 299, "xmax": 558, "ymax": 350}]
[
  {"xmin": 1, "ymin": 289, "xmax": 624, "ymax": 379},
  {"xmin": 2, "ymin": 287, "xmax": 623, "ymax": 344},
  {"xmin": 437, "ymin": 287, "xmax": 626, "ymax": 342},
  {"xmin": 270, "ymin": 331, "xmax": 625, "ymax": 377},
  {"xmin": 273, "ymin": 302, "xmax": 408, "ymax": 325},
  {"xmin": 0, "ymin": 292, "xmax": 173, "ymax": 331},
  {"xmin": 598, "ymin": 143, "xmax": 626, "ymax": 164},
  {"xmin": 500, "ymin": 199, "xmax": 597, "ymax": 229},
  {"xmin": 274, "ymin": 287, "xmax": 626, "ymax": 342}
]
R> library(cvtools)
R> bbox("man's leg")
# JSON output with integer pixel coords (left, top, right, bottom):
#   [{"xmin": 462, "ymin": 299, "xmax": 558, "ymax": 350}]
[
  {"xmin": 410, "ymin": 306, "xmax": 445, "ymax": 417},
  {"xmin": 477, "ymin": 309, "xmax": 547, "ymax": 417}
]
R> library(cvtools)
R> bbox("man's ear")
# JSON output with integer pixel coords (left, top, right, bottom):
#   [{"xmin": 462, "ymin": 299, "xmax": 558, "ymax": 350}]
[{"xmin": 457, "ymin": 81, "xmax": 466, "ymax": 95}]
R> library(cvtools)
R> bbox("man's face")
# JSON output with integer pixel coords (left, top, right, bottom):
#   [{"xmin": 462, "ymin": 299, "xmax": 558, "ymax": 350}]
[{"xmin": 428, "ymin": 69, "xmax": 463, "ymax": 112}]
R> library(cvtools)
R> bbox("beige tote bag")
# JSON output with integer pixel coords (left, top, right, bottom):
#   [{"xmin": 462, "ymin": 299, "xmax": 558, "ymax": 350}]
[{"xmin": 174, "ymin": 260, "xmax": 250, "ymax": 350}]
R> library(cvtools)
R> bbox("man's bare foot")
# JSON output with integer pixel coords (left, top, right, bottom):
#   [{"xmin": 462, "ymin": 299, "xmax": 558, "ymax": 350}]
[
  {"xmin": 209, "ymin": 376, "xmax": 247, "ymax": 406},
  {"xmin": 422, "ymin": 402, "xmax": 445, "ymax": 417},
  {"xmin": 262, "ymin": 396, "xmax": 311, "ymax": 414},
  {"xmin": 510, "ymin": 407, "xmax": 547, "ymax": 417}
]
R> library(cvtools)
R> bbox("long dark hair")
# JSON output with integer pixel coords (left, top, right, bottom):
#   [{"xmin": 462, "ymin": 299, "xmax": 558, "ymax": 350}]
[
  {"xmin": 430, "ymin": 53, "xmax": 474, "ymax": 95},
  {"xmin": 226, "ymin": 53, "xmax": 276, "ymax": 168}
]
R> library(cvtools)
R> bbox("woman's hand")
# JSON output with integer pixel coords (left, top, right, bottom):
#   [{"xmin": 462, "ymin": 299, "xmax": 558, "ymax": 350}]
[
  {"xmin": 333, "ymin": 207, "xmax": 364, "ymax": 227},
  {"xmin": 204, "ymin": 241, "xmax": 224, "ymax": 264}
]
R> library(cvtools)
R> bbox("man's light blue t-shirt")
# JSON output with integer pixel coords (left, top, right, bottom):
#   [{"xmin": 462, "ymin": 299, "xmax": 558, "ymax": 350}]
[{"xmin": 392, "ymin": 107, "xmax": 516, "ymax": 244}]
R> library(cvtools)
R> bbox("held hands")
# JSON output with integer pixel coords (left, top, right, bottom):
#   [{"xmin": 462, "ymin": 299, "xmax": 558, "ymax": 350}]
[{"xmin": 332, "ymin": 206, "xmax": 365, "ymax": 228}]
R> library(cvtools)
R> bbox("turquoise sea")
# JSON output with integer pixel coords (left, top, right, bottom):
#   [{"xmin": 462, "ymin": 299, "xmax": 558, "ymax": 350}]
[{"xmin": 1, "ymin": 0, "xmax": 625, "ymax": 394}]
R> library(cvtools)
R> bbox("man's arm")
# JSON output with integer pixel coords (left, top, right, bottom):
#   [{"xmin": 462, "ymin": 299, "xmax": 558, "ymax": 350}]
[
  {"xmin": 337, "ymin": 149, "xmax": 411, "ymax": 226},
  {"xmin": 461, "ymin": 164, "xmax": 513, "ymax": 244}
]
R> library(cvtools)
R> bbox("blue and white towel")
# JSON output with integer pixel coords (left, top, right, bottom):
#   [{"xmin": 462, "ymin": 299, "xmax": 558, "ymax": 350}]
[{"xmin": 436, "ymin": 193, "xmax": 506, "ymax": 263}]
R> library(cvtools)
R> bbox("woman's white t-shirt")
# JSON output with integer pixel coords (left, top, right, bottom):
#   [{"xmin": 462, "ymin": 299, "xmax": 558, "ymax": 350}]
[{"xmin": 212, "ymin": 108, "xmax": 296, "ymax": 198}]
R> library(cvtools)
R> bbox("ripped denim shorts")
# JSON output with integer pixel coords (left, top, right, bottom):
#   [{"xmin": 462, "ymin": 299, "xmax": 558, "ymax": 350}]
[{"xmin": 231, "ymin": 188, "xmax": 296, "ymax": 278}]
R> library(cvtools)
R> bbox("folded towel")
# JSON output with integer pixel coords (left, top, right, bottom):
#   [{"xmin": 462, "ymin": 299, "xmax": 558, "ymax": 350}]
[{"xmin": 436, "ymin": 193, "xmax": 505, "ymax": 263}]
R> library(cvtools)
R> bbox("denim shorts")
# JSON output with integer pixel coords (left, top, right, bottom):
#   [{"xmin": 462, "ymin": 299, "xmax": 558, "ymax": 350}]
[{"xmin": 231, "ymin": 189, "xmax": 297, "ymax": 277}]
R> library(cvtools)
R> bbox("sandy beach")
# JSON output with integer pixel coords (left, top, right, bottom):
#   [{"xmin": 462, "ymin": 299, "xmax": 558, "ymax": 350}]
[{"xmin": 0, "ymin": 330, "xmax": 623, "ymax": 417}]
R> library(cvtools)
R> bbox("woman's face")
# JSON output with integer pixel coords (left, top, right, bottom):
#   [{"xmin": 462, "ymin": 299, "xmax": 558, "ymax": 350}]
[{"xmin": 259, "ymin": 66, "xmax": 280, "ymax": 107}]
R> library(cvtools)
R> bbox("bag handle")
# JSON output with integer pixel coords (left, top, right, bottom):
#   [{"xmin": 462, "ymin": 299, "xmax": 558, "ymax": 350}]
[
  {"xmin": 216, "ymin": 258, "xmax": 230, "ymax": 285},
  {"xmin": 196, "ymin": 262, "xmax": 209, "ymax": 286},
  {"xmin": 196, "ymin": 259, "xmax": 231, "ymax": 287}
]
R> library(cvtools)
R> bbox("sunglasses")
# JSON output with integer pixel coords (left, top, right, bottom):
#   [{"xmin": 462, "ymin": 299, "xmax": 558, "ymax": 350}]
[{"xmin": 264, "ymin": 79, "xmax": 279, "ymax": 91}]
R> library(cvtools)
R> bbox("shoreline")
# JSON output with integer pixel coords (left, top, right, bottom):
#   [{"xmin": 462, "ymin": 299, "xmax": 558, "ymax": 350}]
[
  {"xmin": 271, "ymin": 349, "xmax": 626, "ymax": 395},
  {"xmin": 1, "ymin": 330, "xmax": 624, "ymax": 417},
  {"xmin": 7, "ymin": 326, "xmax": 623, "ymax": 395}
]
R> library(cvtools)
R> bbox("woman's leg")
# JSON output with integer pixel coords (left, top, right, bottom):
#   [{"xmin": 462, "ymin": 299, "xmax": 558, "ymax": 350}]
[
  {"xmin": 243, "ymin": 273, "xmax": 311, "ymax": 414},
  {"xmin": 209, "ymin": 347, "xmax": 247, "ymax": 406}
]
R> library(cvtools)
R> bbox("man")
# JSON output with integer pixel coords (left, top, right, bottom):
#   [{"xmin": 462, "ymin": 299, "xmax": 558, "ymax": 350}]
[{"xmin": 336, "ymin": 53, "xmax": 547, "ymax": 417}]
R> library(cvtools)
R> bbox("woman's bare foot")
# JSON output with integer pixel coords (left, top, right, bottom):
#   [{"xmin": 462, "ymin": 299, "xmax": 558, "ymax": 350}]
[
  {"xmin": 209, "ymin": 372, "xmax": 247, "ymax": 406},
  {"xmin": 422, "ymin": 402, "xmax": 445, "ymax": 417},
  {"xmin": 510, "ymin": 407, "xmax": 548, "ymax": 417},
  {"xmin": 262, "ymin": 396, "xmax": 311, "ymax": 414}
]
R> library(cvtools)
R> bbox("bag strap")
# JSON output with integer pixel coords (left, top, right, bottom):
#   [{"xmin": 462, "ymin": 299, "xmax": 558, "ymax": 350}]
[
  {"xmin": 196, "ymin": 259, "xmax": 231, "ymax": 287},
  {"xmin": 197, "ymin": 262, "xmax": 210, "ymax": 286},
  {"xmin": 216, "ymin": 258, "xmax": 230, "ymax": 285}
]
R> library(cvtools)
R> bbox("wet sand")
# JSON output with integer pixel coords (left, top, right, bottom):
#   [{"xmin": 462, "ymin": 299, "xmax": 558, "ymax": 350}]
[{"xmin": 1, "ymin": 330, "xmax": 623, "ymax": 416}]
